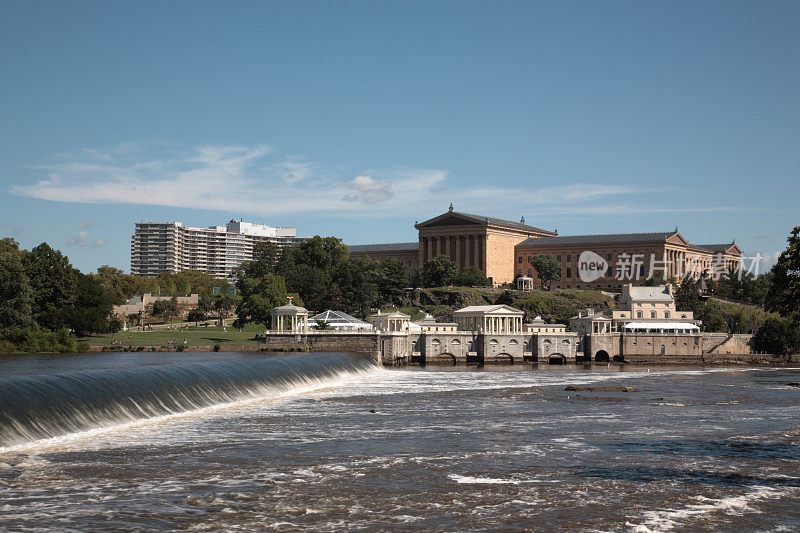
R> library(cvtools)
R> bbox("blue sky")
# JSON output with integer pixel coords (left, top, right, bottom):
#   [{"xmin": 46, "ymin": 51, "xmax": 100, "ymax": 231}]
[{"xmin": 1, "ymin": 0, "xmax": 798, "ymax": 274}]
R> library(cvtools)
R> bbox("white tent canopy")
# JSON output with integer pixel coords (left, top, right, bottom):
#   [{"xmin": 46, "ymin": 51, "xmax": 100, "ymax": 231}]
[{"xmin": 309, "ymin": 310, "xmax": 373, "ymax": 331}]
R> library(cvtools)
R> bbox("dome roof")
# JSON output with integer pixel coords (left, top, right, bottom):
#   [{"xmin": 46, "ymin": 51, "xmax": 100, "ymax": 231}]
[{"xmin": 271, "ymin": 303, "xmax": 308, "ymax": 315}]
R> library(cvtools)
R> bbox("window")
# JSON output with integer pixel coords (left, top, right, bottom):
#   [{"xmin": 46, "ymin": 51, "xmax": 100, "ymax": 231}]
[
  {"xmin": 490, "ymin": 339, "xmax": 499, "ymax": 346},
  {"xmin": 665, "ymin": 311, "xmax": 670, "ymax": 319},
  {"xmin": 566, "ymin": 267, "xmax": 572, "ymax": 278},
  {"xmin": 651, "ymin": 311, "xmax": 656, "ymax": 318},
  {"xmin": 607, "ymin": 253, "xmax": 612, "ymax": 261},
  {"xmin": 557, "ymin": 255, "xmax": 561, "ymax": 261},
  {"xmin": 451, "ymin": 339, "xmax": 460, "ymax": 345},
  {"xmin": 518, "ymin": 256, "xmax": 522, "ymax": 263},
  {"xmin": 567, "ymin": 254, "xmax": 572, "ymax": 262},
  {"xmin": 637, "ymin": 311, "xmax": 643, "ymax": 318}
]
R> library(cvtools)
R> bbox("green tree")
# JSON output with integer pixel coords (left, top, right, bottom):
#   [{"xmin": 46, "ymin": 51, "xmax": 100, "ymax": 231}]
[
  {"xmin": 152, "ymin": 298, "xmax": 179, "ymax": 324},
  {"xmin": 108, "ymin": 317, "xmax": 123, "ymax": 335},
  {"xmin": 528, "ymin": 254, "xmax": 561, "ymax": 290},
  {"xmin": 421, "ymin": 255, "xmax": 457, "ymax": 288},
  {"xmin": 69, "ymin": 271, "xmax": 115, "ymax": 336},
  {"xmin": 753, "ymin": 317, "xmax": 800, "ymax": 357},
  {"xmin": 0, "ymin": 250, "xmax": 34, "ymax": 329},
  {"xmin": 376, "ymin": 259, "xmax": 409, "ymax": 304},
  {"xmin": 698, "ymin": 303, "xmax": 727, "ymax": 332},
  {"xmin": 766, "ymin": 226, "xmax": 800, "ymax": 318},
  {"xmin": 22, "ymin": 243, "xmax": 78, "ymax": 330},
  {"xmin": 187, "ymin": 308, "xmax": 206, "ymax": 327},
  {"xmin": 235, "ymin": 273, "xmax": 288, "ymax": 328},
  {"xmin": 456, "ymin": 266, "xmax": 491, "ymax": 287},
  {"xmin": 494, "ymin": 290, "xmax": 515, "ymax": 306},
  {"xmin": 333, "ymin": 257, "xmax": 381, "ymax": 317}
]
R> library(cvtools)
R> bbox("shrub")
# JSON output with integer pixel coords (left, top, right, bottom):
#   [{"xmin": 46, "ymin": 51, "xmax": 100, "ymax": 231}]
[{"xmin": 213, "ymin": 343, "xmax": 221, "ymax": 352}]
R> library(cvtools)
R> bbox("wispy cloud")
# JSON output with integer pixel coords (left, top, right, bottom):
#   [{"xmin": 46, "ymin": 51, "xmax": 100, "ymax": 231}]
[
  {"xmin": 68, "ymin": 223, "xmax": 108, "ymax": 247},
  {"xmin": 11, "ymin": 142, "xmax": 744, "ymax": 219}
]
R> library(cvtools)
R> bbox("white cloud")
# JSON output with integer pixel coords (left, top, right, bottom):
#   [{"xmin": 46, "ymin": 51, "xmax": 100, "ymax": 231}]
[
  {"xmin": 11, "ymin": 142, "xmax": 746, "ymax": 220},
  {"xmin": 68, "ymin": 228, "xmax": 108, "ymax": 247},
  {"xmin": 345, "ymin": 175, "xmax": 393, "ymax": 204}
]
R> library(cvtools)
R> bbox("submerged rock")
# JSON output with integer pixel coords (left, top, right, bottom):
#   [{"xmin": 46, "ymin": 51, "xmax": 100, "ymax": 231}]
[{"xmin": 565, "ymin": 385, "xmax": 639, "ymax": 392}]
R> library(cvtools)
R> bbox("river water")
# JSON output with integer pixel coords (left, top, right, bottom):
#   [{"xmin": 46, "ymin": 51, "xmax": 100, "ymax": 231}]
[{"xmin": 0, "ymin": 352, "xmax": 798, "ymax": 532}]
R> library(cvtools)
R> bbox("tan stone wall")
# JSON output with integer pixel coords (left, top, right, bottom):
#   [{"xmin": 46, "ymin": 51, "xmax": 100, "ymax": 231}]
[
  {"xmin": 701, "ymin": 333, "xmax": 754, "ymax": 355},
  {"xmin": 485, "ymin": 229, "xmax": 532, "ymax": 284}
]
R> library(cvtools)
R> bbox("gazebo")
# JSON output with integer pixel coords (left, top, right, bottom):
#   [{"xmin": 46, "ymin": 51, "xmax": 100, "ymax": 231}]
[
  {"xmin": 270, "ymin": 302, "xmax": 309, "ymax": 333},
  {"xmin": 516, "ymin": 276, "xmax": 534, "ymax": 291}
]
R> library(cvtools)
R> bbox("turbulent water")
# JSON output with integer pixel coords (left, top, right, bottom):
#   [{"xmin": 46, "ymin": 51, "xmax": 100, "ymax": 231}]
[{"xmin": 0, "ymin": 352, "xmax": 799, "ymax": 531}]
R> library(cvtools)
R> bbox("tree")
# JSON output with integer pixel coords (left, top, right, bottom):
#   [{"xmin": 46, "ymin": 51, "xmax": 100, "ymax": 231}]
[
  {"xmin": 152, "ymin": 298, "xmax": 179, "ymax": 324},
  {"xmin": 187, "ymin": 308, "xmax": 206, "ymax": 327},
  {"xmin": 456, "ymin": 266, "xmax": 491, "ymax": 287},
  {"xmin": 421, "ymin": 255, "xmax": 457, "ymax": 288},
  {"xmin": 0, "ymin": 250, "xmax": 34, "ymax": 329},
  {"xmin": 528, "ymin": 254, "xmax": 561, "ymax": 290},
  {"xmin": 766, "ymin": 226, "xmax": 800, "ymax": 319},
  {"xmin": 753, "ymin": 317, "xmax": 800, "ymax": 357},
  {"xmin": 22, "ymin": 243, "xmax": 78, "ymax": 330},
  {"xmin": 108, "ymin": 317, "xmax": 123, "ymax": 335},
  {"xmin": 235, "ymin": 273, "xmax": 288, "ymax": 328},
  {"xmin": 376, "ymin": 259, "xmax": 409, "ymax": 304},
  {"xmin": 69, "ymin": 271, "xmax": 115, "ymax": 336},
  {"xmin": 699, "ymin": 303, "xmax": 727, "ymax": 332},
  {"xmin": 494, "ymin": 290, "xmax": 515, "ymax": 306},
  {"xmin": 213, "ymin": 295, "xmax": 236, "ymax": 327},
  {"xmin": 333, "ymin": 257, "xmax": 380, "ymax": 318}
]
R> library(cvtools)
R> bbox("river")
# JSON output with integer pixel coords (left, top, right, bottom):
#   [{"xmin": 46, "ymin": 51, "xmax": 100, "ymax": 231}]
[{"xmin": 0, "ymin": 352, "xmax": 798, "ymax": 531}]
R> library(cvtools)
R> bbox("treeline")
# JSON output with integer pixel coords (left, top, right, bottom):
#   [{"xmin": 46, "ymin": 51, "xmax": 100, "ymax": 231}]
[
  {"xmin": 93, "ymin": 266, "xmax": 230, "ymax": 302},
  {"xmin": 0, "ymin": 239, "xmax": 116, "ymax": 353},
  {"xmin": 677, "ymin": 226, "xmax": 800, "ymax": 356},
  {"xmin": 232, "ymin": 237, "xmax": 410, "ymax": 328}
]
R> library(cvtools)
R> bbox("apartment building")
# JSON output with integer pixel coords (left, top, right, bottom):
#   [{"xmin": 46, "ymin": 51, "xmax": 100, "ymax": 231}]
[{"xmin": 131, "ymin": 219, "xmax": 305, "ymax": 278}]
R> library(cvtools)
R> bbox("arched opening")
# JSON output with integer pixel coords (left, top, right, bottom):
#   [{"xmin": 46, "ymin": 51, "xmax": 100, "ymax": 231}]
[
  {"xmin": 548, "ymin": 353, "xmax": 566, "ymax": 365},
  {"xmin": 429, "ymin": 352, "xmax": 456, "ymax": 365},
  {"xmin": 489, "ymin": 352, "xmax": 514, "ymax": 364},
  {"xmin": 612, "ymin": 354, "xmax": 625, "ymax": 362},
  {"xmin": 595, "ymin": 350, "xmax": 610, "ymax": 362}
]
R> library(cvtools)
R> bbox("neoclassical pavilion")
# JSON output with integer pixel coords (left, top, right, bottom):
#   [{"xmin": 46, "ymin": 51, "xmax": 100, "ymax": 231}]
[
  {"xmin": 270, "ymin": 303, "xmax": 309, "ymax": 332},
  {"xmin": 452, "ymin": 304, "xmax": 525, "ymax": 334},
  {"xmin": 368, "ymin": 310, "xmax": 411, "ymax": 333}
]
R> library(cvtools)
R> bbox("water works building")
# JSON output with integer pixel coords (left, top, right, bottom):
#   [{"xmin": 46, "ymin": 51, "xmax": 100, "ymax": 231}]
[{"xmin": 350, "ymin": 206, "xmax": 743, "ymax": 287}]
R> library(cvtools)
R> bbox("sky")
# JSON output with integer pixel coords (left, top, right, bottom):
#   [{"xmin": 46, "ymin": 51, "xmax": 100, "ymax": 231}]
[{"xmin": 1, "ymin": 0, "xmax": 798, "ymax": 274}]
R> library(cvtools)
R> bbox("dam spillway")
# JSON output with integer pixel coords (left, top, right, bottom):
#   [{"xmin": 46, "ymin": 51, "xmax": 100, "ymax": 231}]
[{"xmin": 0, "ymin": 352, "xmax": 379, "ymax": 448}]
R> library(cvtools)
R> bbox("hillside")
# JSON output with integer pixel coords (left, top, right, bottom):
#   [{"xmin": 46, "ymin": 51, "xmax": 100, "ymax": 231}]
[
  {"xmin": 396, "ymin": 287, "xmax": 776, "ymax": 333},
  {"xmin": 398, "ymin": 287, "xmax": 617, "ymax": 325}
]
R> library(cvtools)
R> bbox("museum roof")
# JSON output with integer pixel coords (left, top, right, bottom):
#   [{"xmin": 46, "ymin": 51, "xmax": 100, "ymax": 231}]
[
  {"xmin": 416, "ymin": 211, "xmax": 556, "ymax": 235},
  {"xmin": 517, "ymin": 231, "xmax": 678, "ymax": 247},
  {"xmin": 348, "ymin": 242, "xmax": 418, "ymax": 252}
]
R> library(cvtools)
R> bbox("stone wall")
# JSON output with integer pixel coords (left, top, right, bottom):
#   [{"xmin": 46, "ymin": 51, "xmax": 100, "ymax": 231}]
[{"xmin": 702, "ymin": 333, "xmax": 754, "ymax": 355}]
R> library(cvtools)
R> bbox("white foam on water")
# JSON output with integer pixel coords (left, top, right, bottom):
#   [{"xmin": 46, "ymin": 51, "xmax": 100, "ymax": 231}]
[
  {"xmin": 626, "ymin": 485, "xmax": 791, "ymax": 531},
  {"xmin": 0, "ymin": 368, "xmax": 381, "ymax": 455},
  {"xmin": 449, "ymin": 474, "xmax": 520, "ymax": 485}
]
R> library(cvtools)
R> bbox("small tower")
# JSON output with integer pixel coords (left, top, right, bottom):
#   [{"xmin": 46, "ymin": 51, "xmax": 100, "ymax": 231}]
[
  {"xmin": 449, "ymin": 202, "xmax": 454, "ymax": 212},
  {"xmin": 520, "ymin": 216, "xmax": 525, "ymax": 225}
]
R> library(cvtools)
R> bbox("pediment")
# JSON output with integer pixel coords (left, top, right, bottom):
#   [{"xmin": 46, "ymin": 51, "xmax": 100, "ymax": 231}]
[
  {"xmin": 416, "ymin": 212, "xmax": 483, "ymax": 228},
  {"xmin": 666, "ymin": 232, "xmax": 689, "ymax": 246}
]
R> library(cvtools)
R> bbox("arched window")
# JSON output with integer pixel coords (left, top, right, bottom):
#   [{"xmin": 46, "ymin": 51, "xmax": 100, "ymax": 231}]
[
  {"xmin": 451, "ymin": 339, "xmax": 460, "ymax": 345},
  {"xmin": 509, "ymin": 339, "xmax": 518, "ymax": 345},
  {"xmin": 431, "ymin": 339, "xmax": 440, "ymax": 346},
  {"xmin": 489, "ymin": 339, "xmax": 499, "ymax": 346}
]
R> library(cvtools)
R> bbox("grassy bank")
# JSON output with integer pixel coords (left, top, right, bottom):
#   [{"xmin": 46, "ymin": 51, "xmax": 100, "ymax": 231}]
[{"xmin": 79, "ymin": 322, "xmax": 266, "ymax": 348}]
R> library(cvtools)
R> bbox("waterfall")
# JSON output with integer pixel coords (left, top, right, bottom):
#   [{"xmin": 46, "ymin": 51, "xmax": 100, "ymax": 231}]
[{"xmin": 0, "ymin": 353, "xmax": 379, "ymax": 448}]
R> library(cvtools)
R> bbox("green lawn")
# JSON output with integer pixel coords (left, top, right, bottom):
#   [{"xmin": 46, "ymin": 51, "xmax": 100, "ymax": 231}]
[{"xmin": 80, "ymin": 322, "xmax": 268, "ymax": 348}]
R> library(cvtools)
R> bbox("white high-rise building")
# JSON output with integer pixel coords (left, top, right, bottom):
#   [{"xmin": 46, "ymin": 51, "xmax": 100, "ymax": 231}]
[{"xmin": 131, "ymin": 219, "xmax": 305, "ymax": 279}]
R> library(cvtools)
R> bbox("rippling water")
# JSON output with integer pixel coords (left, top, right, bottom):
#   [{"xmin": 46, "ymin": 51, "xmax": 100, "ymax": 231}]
[{"xmin": 0, "ymin": 352, "xmax": 799, "ymax": 531}]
